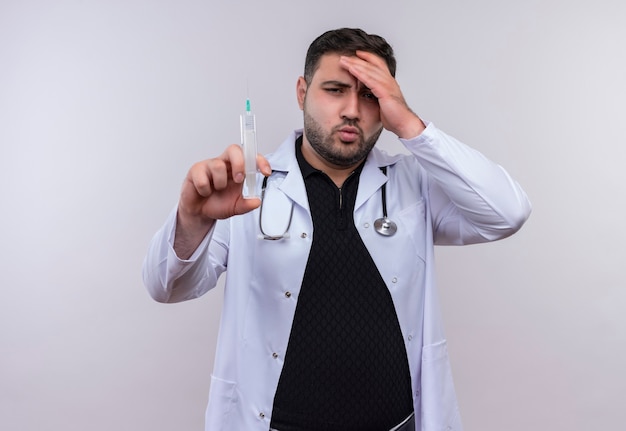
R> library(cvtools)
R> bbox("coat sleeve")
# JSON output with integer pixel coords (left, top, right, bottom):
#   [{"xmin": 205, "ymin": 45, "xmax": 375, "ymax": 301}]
[
  {"xmin": 400, "ymin": 123, "xmax": 532, "ymax": 245},
  {"xmin": 141, "ymin": 207, "xmax": 229, "ymax": 303}
]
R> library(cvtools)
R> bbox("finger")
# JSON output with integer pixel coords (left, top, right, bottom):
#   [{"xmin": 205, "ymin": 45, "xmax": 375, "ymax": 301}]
[
  {"xmin": 354, "ymin": 50, "xmax": 389, "ymax": 69},
  {"xmin": 234, "ymin": 195, "xmax": 262, "ymax": 215},
  {"xmin": 339, "ymin": 55, "xmax": 366, "ymax": 78},
  {"xmin": 221, "ymin": 144, "xmax": 246, "ymax": 183},
  {"xmin": 188, "ymin": 159, "xmax": 226, "ymax": 196},
  {"xmin": 340, "ymin": 53, "xmax": 388, "ymax": 78},
  {"xmin": 256, "ymin": 153, "xmax": 272, "ymax": 176},
  {"xmin": 339, "ymin": 55, "xmax": 389, "ymax": 95}
]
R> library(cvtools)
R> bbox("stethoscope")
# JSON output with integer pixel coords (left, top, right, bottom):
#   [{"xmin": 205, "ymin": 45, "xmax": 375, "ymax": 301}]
[
  {"xmin": 258, "ymin": 166, "xmax": 396, "ymax": 240},
  {"xmin": 372, "ymin": 166, "xmax": 397, "ymax": 236},
  {"xmin": 258, "ymin": 173, "xmax": 294, "ymax": 240}
]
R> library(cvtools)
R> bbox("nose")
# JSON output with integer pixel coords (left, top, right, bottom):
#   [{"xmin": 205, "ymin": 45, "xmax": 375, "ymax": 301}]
[{"xmin": 340, "ymin": 90, "xmax": 360, "ymax": 121}]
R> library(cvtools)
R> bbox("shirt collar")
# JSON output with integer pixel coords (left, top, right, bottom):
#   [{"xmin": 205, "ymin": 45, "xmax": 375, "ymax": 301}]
[
  {"xmin": 295, "ymin": 135, "xmax": 366, "ymax": 180},
  {"xmin": 295, "ymin": 136, "xmax": 318, "ymax": 179}
]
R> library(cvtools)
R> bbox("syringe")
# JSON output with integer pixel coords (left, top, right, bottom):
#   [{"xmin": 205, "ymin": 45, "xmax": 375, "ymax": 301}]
[{"xmin": 240, "ymin": 98, "xmax": 258, "ymax": 199}]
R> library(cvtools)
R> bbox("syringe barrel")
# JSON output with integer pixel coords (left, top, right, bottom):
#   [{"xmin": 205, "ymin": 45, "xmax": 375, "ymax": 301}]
[{"xmin": 240, "ymin": 111, "xmax": 258, "ymax": 199}]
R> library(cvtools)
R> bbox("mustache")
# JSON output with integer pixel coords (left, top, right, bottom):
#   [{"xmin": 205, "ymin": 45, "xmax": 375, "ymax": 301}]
[{"xmin": 332, "ymin": 120, "xmax": 363, "ymax": 135}]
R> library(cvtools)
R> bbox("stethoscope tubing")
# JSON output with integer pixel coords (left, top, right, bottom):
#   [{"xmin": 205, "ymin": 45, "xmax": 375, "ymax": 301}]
[{"xmin": 258, "ymin": 166, "xmax": 396, "ymax": 240}]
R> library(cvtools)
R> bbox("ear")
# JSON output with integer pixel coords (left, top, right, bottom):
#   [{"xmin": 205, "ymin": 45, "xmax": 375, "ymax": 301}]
[{"xmin": 296, "ymin": 76, "xmax": 307, "ymax": 110}]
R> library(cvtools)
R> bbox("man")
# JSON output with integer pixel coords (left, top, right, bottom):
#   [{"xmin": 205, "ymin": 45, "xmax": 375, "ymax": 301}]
[{"xmin": 143, "ymin": 28, "xmax": 531, "ymax": 431}]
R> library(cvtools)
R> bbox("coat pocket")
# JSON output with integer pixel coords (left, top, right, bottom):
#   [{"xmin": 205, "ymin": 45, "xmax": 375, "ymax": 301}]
[
  {"xmin": 205, "ymin": 375, "xmax": 238, "ymax": 431},
  {"xmin": 397, "ymin": 197, "xmax": 427, "ymax": 262},
  {"xmin": 421, "ymin": 340, "xmax": 463, "ymax": 430}
]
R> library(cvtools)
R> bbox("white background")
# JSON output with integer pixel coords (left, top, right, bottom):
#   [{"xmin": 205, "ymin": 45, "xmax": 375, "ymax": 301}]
[{"xmin": 1, "ymin": 0, "xmax": 625, "ymax": 430}]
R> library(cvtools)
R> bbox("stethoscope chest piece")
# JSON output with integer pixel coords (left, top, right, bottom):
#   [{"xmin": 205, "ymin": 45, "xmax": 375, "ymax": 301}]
[
  {"xmin": 374, "ymin": 165, "xmax": 397, "ymax": 237},
  {"xmin": 374, "ymin": 217, "xmax": 397, "ymax": 236}
]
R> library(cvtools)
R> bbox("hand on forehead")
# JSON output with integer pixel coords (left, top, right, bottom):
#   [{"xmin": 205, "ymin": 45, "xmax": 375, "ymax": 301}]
[{"xmin": 338, "ymin": 51, "xmax": 393, "ymax": 93}]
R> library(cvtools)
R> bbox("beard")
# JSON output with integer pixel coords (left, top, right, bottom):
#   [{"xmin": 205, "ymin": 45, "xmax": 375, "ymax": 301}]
[{"xmin": 303, "ymin": 110, "xmax": 383, "ymax": 168}]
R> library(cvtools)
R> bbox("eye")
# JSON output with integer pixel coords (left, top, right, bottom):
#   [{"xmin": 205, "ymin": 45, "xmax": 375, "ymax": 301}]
[
  {"xmin": 324, "ymin": 87, "xmax": 343, "ymax": 94},
  {"xmin": 362, "ymin": 92, "xmax": 378, "ymax": 102}
]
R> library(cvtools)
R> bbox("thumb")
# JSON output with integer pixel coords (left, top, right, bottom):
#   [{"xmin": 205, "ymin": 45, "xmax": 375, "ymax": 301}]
[{"xmin": 234, "ymin": 196, "xmax": 262, "ymax": 215}]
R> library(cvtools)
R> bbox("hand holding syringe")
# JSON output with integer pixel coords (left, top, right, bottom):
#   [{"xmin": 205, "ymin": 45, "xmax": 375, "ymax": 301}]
[
  {"xmin": 173, "ymin": 100, "xmax": 268, "ymax": 257},
  {"xmin": 240, "ymin": 98, "xmax": 259, "ymax": 199}
]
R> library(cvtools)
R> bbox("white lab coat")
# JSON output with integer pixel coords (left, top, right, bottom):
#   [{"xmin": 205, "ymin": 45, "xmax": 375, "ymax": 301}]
[{"xmin": 143, "ymin": 123, "xmax": 531, "ymax": 431}]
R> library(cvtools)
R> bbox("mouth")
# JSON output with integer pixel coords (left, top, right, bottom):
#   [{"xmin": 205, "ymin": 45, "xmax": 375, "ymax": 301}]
[{"xmin": 336, "ymin": 126, "xmax": 361, "ymax": 143}]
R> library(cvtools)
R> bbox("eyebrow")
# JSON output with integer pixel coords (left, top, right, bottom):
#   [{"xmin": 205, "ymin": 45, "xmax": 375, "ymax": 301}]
[
  {"xmin": 320, "ymin": 80, "xmax": 353, "ymax": 88},
  {"xmin": 320, "ymin": 80, "xmax": 372, "ymax": 92}
]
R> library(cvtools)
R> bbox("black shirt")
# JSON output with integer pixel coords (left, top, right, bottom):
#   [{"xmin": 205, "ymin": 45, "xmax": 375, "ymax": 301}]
[{"xmin": 270, "ymin": 137, "xmax": 413, "ymax": 431}]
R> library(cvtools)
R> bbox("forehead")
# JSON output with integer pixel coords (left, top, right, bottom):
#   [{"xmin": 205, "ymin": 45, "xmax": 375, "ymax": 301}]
[{"xmin": 310, "ymin": 53, "xmax": 352, "ymax": 83}]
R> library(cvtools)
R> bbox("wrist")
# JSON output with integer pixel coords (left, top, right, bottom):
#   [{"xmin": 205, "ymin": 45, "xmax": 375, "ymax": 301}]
[
  {"xmin": 174, "ymin": 208, "xmax": 214, "ymax": 260},
  {"xmin": 395, "ymin": 114, "xmax": 426, "ymax": 140}
]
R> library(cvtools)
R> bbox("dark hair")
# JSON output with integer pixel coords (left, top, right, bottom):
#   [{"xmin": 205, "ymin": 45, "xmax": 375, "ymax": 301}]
[{"xmin": 304, "ymin": 28, "xmax": 396, "ymax": 83}]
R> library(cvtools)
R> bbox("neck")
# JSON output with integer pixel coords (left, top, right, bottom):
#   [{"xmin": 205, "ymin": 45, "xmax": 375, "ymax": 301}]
[{"xmin": 300, "ymin": 138, "xmax": 363, "ymax": 187}]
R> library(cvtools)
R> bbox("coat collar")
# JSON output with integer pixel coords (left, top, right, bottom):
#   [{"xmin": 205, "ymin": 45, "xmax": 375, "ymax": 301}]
[{"xmin": 266, "ymin": 129, "xmax": 405, "ymax": 211}]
